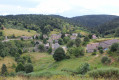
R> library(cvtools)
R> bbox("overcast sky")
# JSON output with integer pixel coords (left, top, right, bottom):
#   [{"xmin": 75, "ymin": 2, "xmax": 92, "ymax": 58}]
[{"xmin": 0, "ymin": 0, "xmax": 119, "ymax": 17}]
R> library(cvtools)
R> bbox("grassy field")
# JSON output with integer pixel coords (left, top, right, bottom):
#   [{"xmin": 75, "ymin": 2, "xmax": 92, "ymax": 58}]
[
  {"xmin": 1, "ymin": 28, "xmax": 38, "ymax": 37},
  {"xmin": 0, "ymin": 56, "xmax": 16, "ymax": 72}
]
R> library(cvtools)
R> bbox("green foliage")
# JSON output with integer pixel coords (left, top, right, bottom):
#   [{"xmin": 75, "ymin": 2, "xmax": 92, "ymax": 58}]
[
  {"xmin": 75, "ymin": 37, "xmax": 81, "ymax": 47},
  {"xmin": 24, "ymin": 63, "xmax": 33, "ymax": 73},
  {"xmin": 67, "ymin": 47, "xmax": 84, "ymax": 58},
  {"xmin": 15, "ymin": 63, "xmax": 25, "ymax": 72},
  {"xmin": 18, "ymin": 49, "xmax": 23, "ymax": 54},
  {"xmin": 98, "ymin": 46, "xmax": 103, "ymax": 50},
  {"xmin": 38, "ymin": 44, "xmax": 45, "ymax": 52},
  {"xmin": 67, "ymin": 40, "xmax": 74, "ymax": 48},
  {"xmin": 27, "ymin": 57, "xmax": 32, "ymax": 63},
  {"xmin": 110, "ymin": 43, "xmax": 119, "ymax": 52},
  {"xmin": 48, "ymin": 47, "xmax": 52, "ymax": 54},
  {"xmin": 1, "ymin": 64, "xmax": 7, "ymax": 76},
  {"xmin": 92, "ymin": 52, "xmax": 96, "ymax": 55},
  {"xmin": 101, "ymin": 56, "xmax": 111, "ymax": 64},
  {"xmin": 88, "ymin": 34, "xmax": 92, "ymax": 39},
  {"xmin": 77, "ymin": 63, "xmax": 90, "ymax": 75},
  {"xmin": 43, "ymin": 38, "xmax": 47, "ymax": 44},
  {"xmin": 99, "ymin": 49, "xmax": 104, "ymax": 54},
  {"xmin": 53, "ymin": 47, "xmax": 66, "ymax": 61},
  {"xmin": 88, "ymin": 67, "xmax": 119, "ymax": 78},
  {"xmin": 115, "ymin": 27, "xmax": 119, "ymax": 37},
  {"xmin": 63, "ymin": 37, "xmax": 70, "ymax": 44},
  {"xmin": 84, "ymin": 36, "xmax": 90, "ymax": 42},
  {"xmin": 58, "ymin": 38, "xmax": 64, "ymax": 45}
]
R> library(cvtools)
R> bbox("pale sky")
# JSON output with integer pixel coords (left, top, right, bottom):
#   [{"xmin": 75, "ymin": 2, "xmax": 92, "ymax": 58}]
[{"xmin": 0, "ymin": 0, "xmax": 119, "ymax": 17}]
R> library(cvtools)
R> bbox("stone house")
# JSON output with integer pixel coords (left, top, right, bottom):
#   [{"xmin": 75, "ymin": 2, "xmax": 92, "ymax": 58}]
[
  {"xmin": 72, "ymin": 33, "xmax": 78, "ymax": 37},
  {"xmin": 92, "ymin": 34, "xmax": 97, "ymax": 39},
  {"xmin": 86, "ymin": 43, "xmax": 99, "ymax": 53},
  {"xmin": 21, "ymin": 36, "xmax": 33, "ymax": 40},
  {"xmin": 51, "ymin": 33, "xmax": 61, "ymax": 40},
  {"xmin": 70, "ymin": 35, "xmax": 77, "ymax": 40},
  {"xmin": 52, "ymin": 43, "xmax": 60, "ymax": 51},
  {"xmin": 65, "ymin": 34, "xmax": 70, "ymax": 37},
  {"xmin": 86, "ymin": 39, "xmax": 119, "ymax": 53},
  {"xmin": 44, "ymin": 43, "xmax": 50, "ymax": 50}
]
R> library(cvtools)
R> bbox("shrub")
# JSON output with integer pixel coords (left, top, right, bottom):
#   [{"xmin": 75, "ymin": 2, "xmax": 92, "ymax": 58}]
[
  {"xmin": 110, "ymin": 43, "xmax": 119, "ymax": 52},
  {"xmin": 48, "ymin": 47, "xmax": 52, "ymax": 54},
  {"xmin": 77, "ymin": 63, "xmax": 90, "ymax": 75},
  {"xmin": 88, "ymin": 67, "xmax": 119, "ymax": 78},
  {"xmin": 24, "ymin": 63, "xmax": 33, "ymax": 73},
  {"xmin": 101, "ymin": 56, "xmax": 111, "ymax": 64},
  {"xmin": 84, "ymin": 36, "xmax": 89, "ymax": 42},
  {"xmin": 15, "ymin": 63, "xmax": 25, "ymax": 72},
  {"xmin": 1, "ymin": 64, "xmax": 8, "ymax": 76},
  {"xmin": 67, "ymin": 47, "xmax": 84, "ymax": 58},
  {"xmin": 99, "ymin": 49, "xmax": 104, "ymax": 54},
  {"xmin": 53, "ymin": 47, "xmax": 66, "ymax": 61},
  {"xmin": 75, "ymin": 37, "xmax": 81, "ymax": 47},
  {"xmin": 67, "ymin": 40, "xmax": 74, "ymax": 48},
  {"xmin": 58, "ymin": 38, "xmax": 64, "ymax": 45},
  {"xmin": 38, "ymin": 44, "xmax": 45, "ymax": 52},
  {"xmin": 92, "ymin": 52, "xmax": 96, "ymax": 55}
]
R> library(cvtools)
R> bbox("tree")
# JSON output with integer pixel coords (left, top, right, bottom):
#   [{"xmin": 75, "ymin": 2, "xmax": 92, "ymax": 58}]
[
  {"xmin": 110, "ymin": 43, "xmax": 119, "ymax": 52},
  {"xmin": 114, "ymin": 27, "xmax": 119, "ymax": 37},
  {"xmin": 67, "ymin": 47, "xmax": 84, "ymax": 57},
  {"xmin": 38, "ymin": 44, "xmax": 45, "ymax": 52},
  {"xmin": 88, "ymin": 34, "xmax": 92, "ymax": 39},
  {"xmin": 18, "ymin": 49, "xmax": 23, "ymax": 54},
  {"xmin": 63, "ymin": 37, "xmax": 70, "ymax": 44},
  {"xmin": 15, "ymin": 63, "xmax": 25, "ymax": 72},
  {"xmin": 48, "ymin": 47, "xmax": 52, "ymax": 54},
  {"xmin": 77, "ymin": 63, "xmax": 90, "ymax": 75},
  {"xmin": 58, "ymin": 38, "xmax": 64, "ymax": 45},
  {"xmin": 75, "ymin": 38, "xmax": 81, "ymax": 47},
  {"xmin": 67, "ymin": 40, "xmax": 74, "ymax": 48},
  {"xmin": 53, "ymin": 47, "xmax": 66, "ymax": 61},
  {"xmin": 84, "ymin": 36, "xmax": 89, "ymax": 42},
  {"xmin": 99, "ymin": 49, "xmax": 104, "ymax": 54},
  {"xmin": 27, "ymin": 57, "xmax": 32, "ymax": 63},
  {"xmin": 101, "ymin": 56, "xmax": 111, "ymax": 64},
  {"xmin": 1, "ymin": 64, "xmax": 7, "ymax": 75},
  {"xmin": 43, "ymin": 38, "xmax": 47, "ymax": 44},
  {"xmin": 24, "ymin": 63, "xmax": 33, "ymax": 73}
]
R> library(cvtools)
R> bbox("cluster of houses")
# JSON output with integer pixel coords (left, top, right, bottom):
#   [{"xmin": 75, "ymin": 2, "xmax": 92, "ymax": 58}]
[
  {"xmin": 33, "ymin": 33, "xmax": 79, "ymax": 54},
  {"xmin": 86, "ymin": 39, "xmax": 119, "ymax": 53}
]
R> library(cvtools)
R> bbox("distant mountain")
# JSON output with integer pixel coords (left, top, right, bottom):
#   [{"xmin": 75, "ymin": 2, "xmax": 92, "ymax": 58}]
[{"xmin": 69, "ymin": 15, "xmax": 118, "ymax": 28}]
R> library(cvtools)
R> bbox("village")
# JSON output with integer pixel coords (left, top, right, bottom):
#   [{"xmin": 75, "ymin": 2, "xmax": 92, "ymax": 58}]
[{"xmin": 2, "ymin": 31, "xmax": 119, "ymax": 54}]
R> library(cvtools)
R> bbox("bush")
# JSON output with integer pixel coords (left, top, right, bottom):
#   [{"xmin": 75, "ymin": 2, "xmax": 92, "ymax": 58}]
[
  {"xmin": 77, "ymin": 63, "xmax": 90, "ymax": 75},
  {"xmin": 58, "ymin": 38, "xmax": 64, "ymax": 45},
  {"xmin": 53, "ymin": 47, "xmax": 66, "ymax": 61},
  {"xmin": 110, "ymin": 43, "xmax": 119, "ymax": 52},
  {"xmin": 1, "ymin": 64, "xmax": 8, "ymax": 76},
  {"xmin": 47, "ymin": 47, "xmax": 52, "ymax": 54},
  {"xmin": 24, "ymin": 63, "xmax": 33, "ymax": 73},
  {"xmin": 99, "ymin": 49, "xmax": 104, "ymax": 54},
  {"xmin": 66, "ymin": 40, "xmax": 74, "ymax": 48},
  {"xmin": 75, "ymin": 38, "xmax": 81, "ymax": 47},
  {"xmin": 84, "ymin": 36, "xmax": 89, "ymax": 42},
  {"xmin": 92, "ymin": 52, "xmax": 96, "ymax": 55},
  {"xmin": 67, "ymin": 47, "xmax": 84, "ymax": 58},
  {"xmin": 15, "ymin": 63, "xmax": 25, "ymax": 72},
  {"xmin": 101, "ymin": 56, "xmax": 111, "ymax": 64},
  {"xmin": 38, "ymin": 44, "xmax": 45, "ymax": 52},
  {"xmin": 88, "ymin": 67, "xmax": 119, "ymax": 78}
]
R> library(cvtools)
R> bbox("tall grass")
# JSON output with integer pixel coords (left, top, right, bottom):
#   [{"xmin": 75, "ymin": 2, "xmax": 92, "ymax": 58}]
[{"xmin": 88, "ymin": 67, "xmax": 119, "ymax": 78}]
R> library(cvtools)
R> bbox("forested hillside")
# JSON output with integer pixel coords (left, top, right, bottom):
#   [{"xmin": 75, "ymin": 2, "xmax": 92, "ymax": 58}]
[
  {"xmin": 69, "ymin": 15, "xmax": 118, "ymax": 28},
  {"xmin": 97, "ymin": 18, "xmax": 119, "ymax": 35},
  {"xmin": 0, "ymin": 15, "xmax": 83, "ymax": 35}
]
